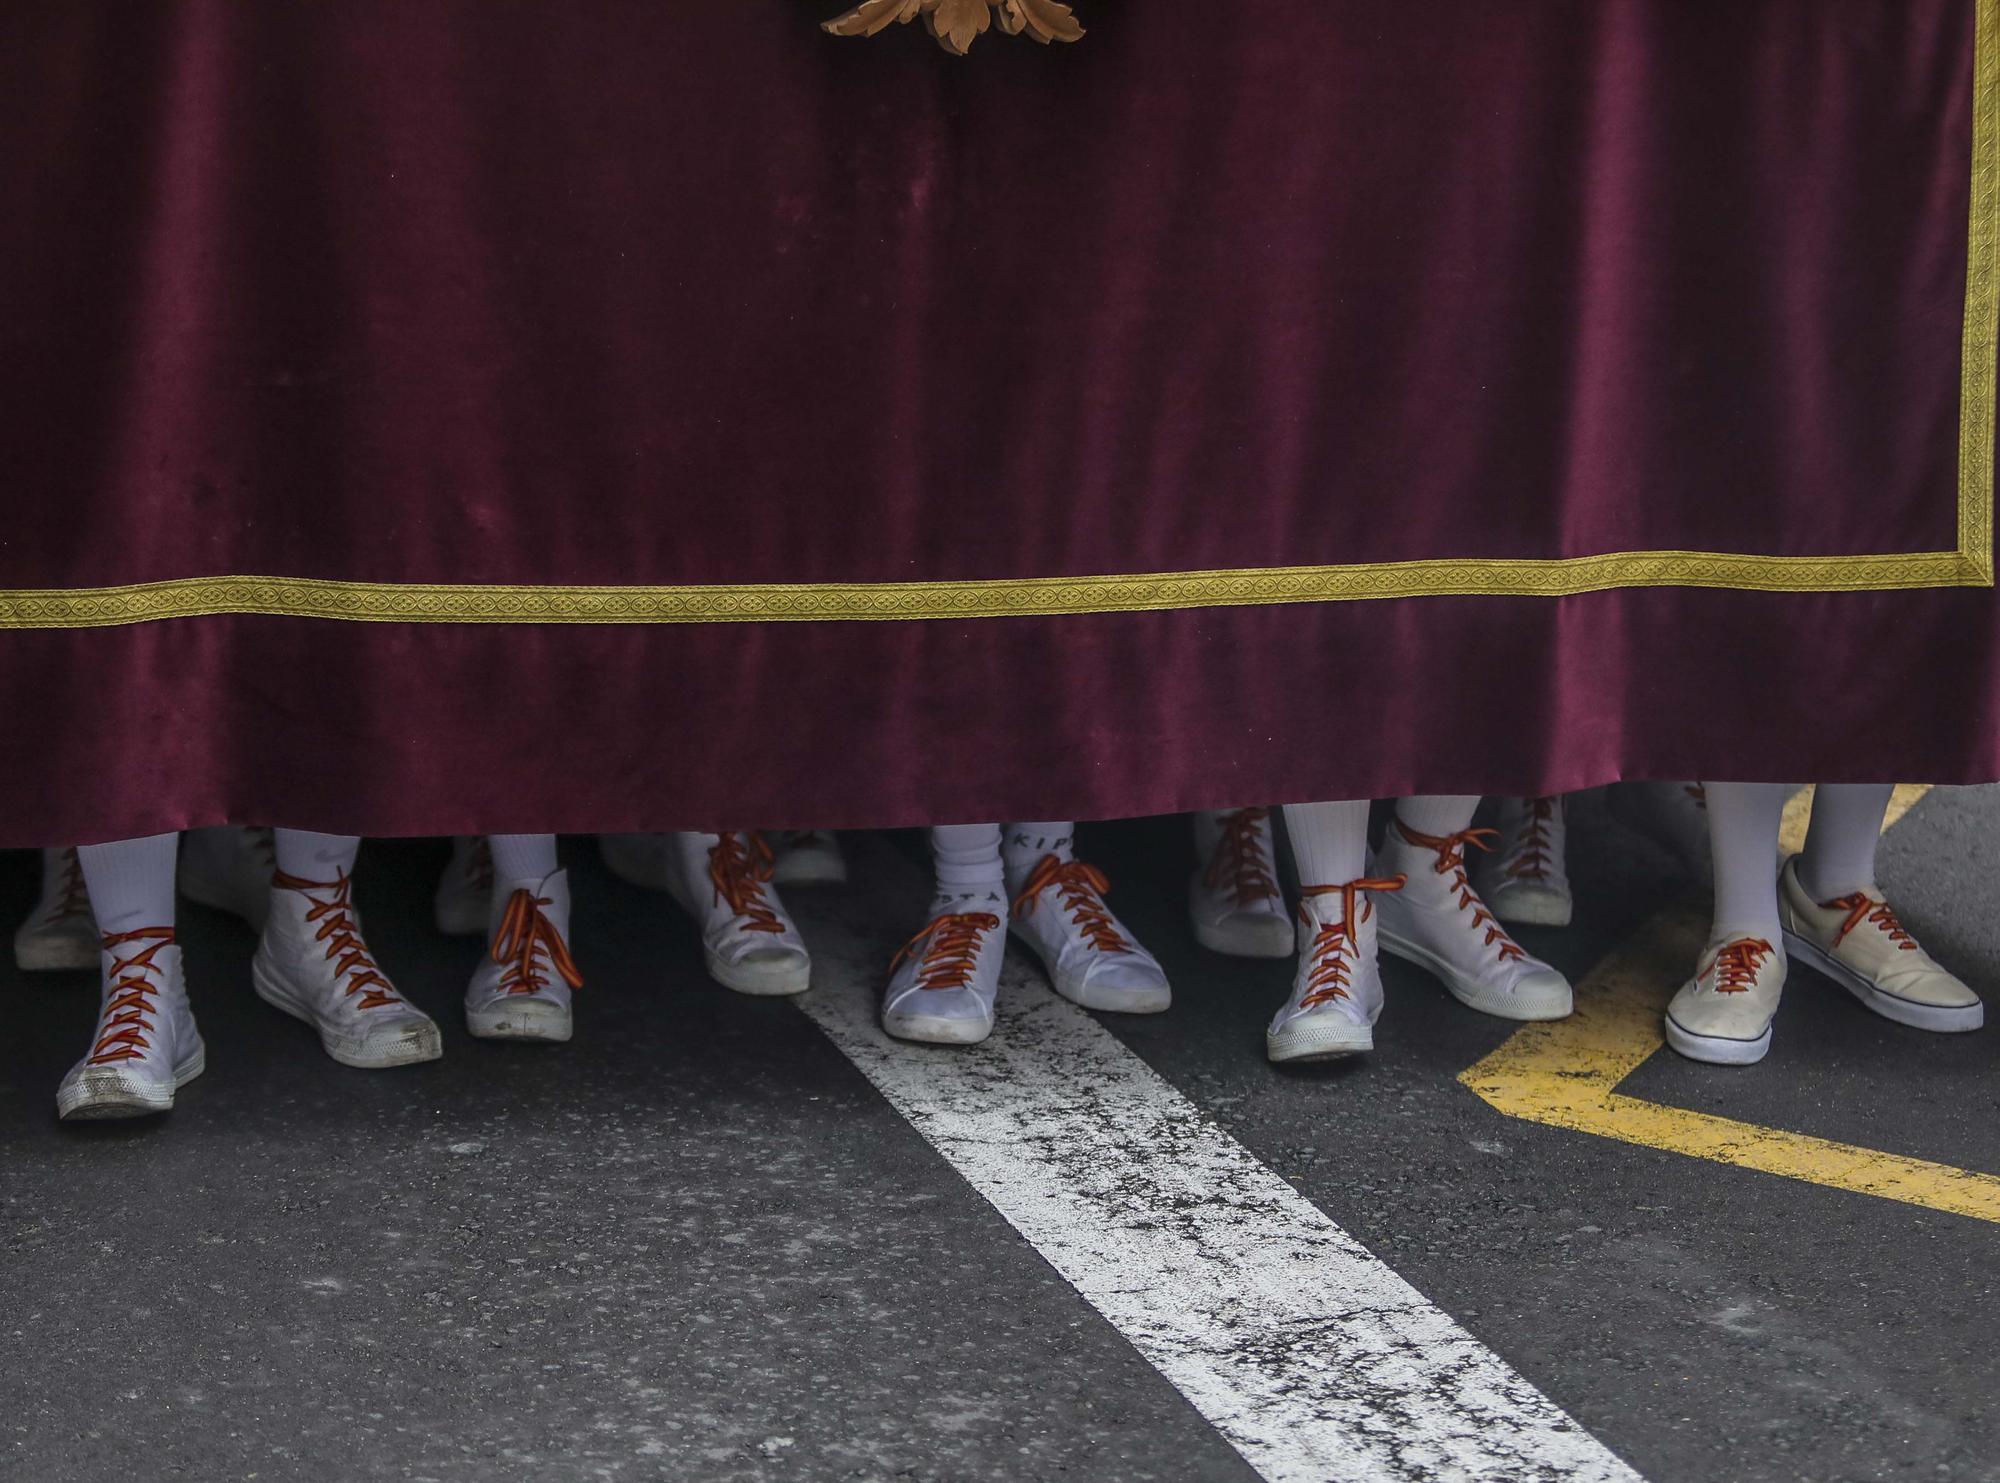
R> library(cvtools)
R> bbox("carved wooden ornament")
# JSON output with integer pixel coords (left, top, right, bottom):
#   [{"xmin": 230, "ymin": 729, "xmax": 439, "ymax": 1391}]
[{"xmin": 824, "ymin": 0, "xmax": 1084, "ymax": 56}]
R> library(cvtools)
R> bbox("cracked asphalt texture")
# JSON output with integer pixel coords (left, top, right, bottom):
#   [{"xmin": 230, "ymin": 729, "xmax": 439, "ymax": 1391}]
[{"xmin": 1, "ymin": 784, "xmax": 1996, "ymax": 1482}]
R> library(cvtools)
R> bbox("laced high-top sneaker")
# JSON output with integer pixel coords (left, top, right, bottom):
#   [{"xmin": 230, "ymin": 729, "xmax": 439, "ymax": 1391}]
[
  {"xmin": 1008, "ymin": 854, "xmax": 1171, "ymax": 1013},
  {"xmin": 665, "ymin": 832, "xmax": 812, "ymax": 996},
  {"xmin": 1375, "ymin": 820, "xmax": 1573, "ymax": 1021},
  {"xmin": 1665, "ymin": 934, "xmax": 1785, "ymax": 1065},
  {"xmin": 1778, "ymin": 857, "xmax": 1983, "ymax": 1032},
  {"xmin": 1475, "ymin": 796, "xmax": 1573, "ymax": 928},
  {"xmin": 14, "ymin": 847, "xmax": 98, "ymax": 971},
  {"xmin": 178, "ymin": 826, "xmax": 277, "ymax": 931},
  {"xmin": 253, "ymin": 870, "xmax": 443, "ymax": 1068},
  {"xmin": 1267, "ymin": 876, "xmax": 1404, "ymax": 1063},
  {"xmin": 1608, "ymin": 782, "xmax": 1713, "ymax": 887},
  {"xmin": 1188, "ymin": 808, "xmax": 1292, "ymax": 959},
  {"xmin": 771, "ymin": 830, "xmax": 849, "ymax": 887},
  {"xmin": 465, "ymin": 871, "xmax": 582, "ymax": 1042},
  {"xmin": 56, "ymin": 928, "xmax": 206, "ymax": 1120},
  {"xmin": 598, "ymin": 833, "xmax": 675, "ymax": 892},
  {"xmin": 882, "ymin": 908, "xmax": 1006, "ymax": 1045},
  {"xmin": 433, "ymin": 836, "xmax": 494, "ymax": 937}
]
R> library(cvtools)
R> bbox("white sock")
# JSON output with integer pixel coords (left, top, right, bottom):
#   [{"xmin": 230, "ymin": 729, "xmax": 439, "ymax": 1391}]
[
  {"xmin": 488, "ymin": 834, "xmax": 559, "ymax": 888},
  {"xmin": 1281, "ymin": 801, "xmax": 1368, "ymax": 886},
  {"xmin": 76, "ymin": 833, "xmax": 180, "ymax": 936},
  {"xmin": 1703, "ymin": 782, "xmax": 1790, "ymax": 941},
  {"xmin": 273, "ymin": 829, "xmax": 360, "ymax": 881},
  {"xmin": 931, "ymin": 824, "xmax": 1005, "ymax": 915},
  {"xmin": 1391, "ymin": 795, "xmax": 1481, "ymax": 843},
  {"xmin": 1002, "ymin": 822, "xmax": 1075, "ymax": 887},
  {"xmin": 1797, "ymin": 783, "xmax": 1893, "ymax": 900}
]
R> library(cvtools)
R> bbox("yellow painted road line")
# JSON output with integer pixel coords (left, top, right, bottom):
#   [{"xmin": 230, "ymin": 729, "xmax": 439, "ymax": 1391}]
[{"xmin": 1461, "ymin": 787, "xmax": 2000, "ymax": 1223}]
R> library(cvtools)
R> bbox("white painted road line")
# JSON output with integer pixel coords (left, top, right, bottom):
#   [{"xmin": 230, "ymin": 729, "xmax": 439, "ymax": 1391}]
[{"xmin": 791, "ymin": 860, "xmax": 1644, "ymax": 1483}]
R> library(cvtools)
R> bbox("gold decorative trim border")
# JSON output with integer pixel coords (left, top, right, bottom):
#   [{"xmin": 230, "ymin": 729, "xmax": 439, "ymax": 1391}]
[
  {"xmin": 0, "ymin": 548, "xmax": 1983, "ymax": 629},
  {"xmin": 1, "ymin": 0, "xmax": 1991, "ymax": 631}
]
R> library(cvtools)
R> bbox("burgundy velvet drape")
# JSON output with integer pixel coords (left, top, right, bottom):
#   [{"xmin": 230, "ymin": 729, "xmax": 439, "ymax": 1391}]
[{"xmin": 0, "ymin": 1, "xmax": 1993, "ymax": 844}]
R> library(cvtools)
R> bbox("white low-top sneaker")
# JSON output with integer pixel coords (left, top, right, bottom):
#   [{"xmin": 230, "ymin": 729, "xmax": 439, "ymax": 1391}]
[
  {"xmin": 882, "ymin": 909, "xmax": 1006, "ymax": 1045},
  {"xmin": 178, "ymin": 826, "xmax": 276, "ymax": 931},
  {"xmin": 56, "ymin": 928, "xmax": 206, "ymax": 1120},
  {"xmin": 1778, "ymin": 857, "xmax": 1983, "ymax": 1032},
  {"xmin": 1375, "ymin": 821, "xmax": 1573, "ymax": 1021},
  {"xmin": 1665, "ymin": 934, "xmax": 1785, "ymax": 1065},
  {"xmin": 1475, "ymin": 796, "xmax": 1573, "ymax": 928},
  {"xmin": 1267, "ymin": 877, "xmax": 1403, "ymax": 1063},
  {"xmin": 665, "ymin": 832, "xmax": 812, "ymax": 996},
  {"xmin": 771, "ymin": 831, "xmax": 849, "ymax": 887},
  {"xmin": 1607, "ymin": 782, "xmax": 1714, "ymax": 887},
  {"xmin": 433, "ymin": 836, "xmax": 494, "ymax": 937},
  {"xmin": 1009, "ymin": 854, "xmax": 1171, "ymax": 1013},
  {"xmin": 465, "ymin": 871, "xmax": 582, "ymax": 1042},
  {"xmin": 1188, "ymin": 808, "xmax": 1292, "ymax": 959},
  {"xmin": 13, "ymin": 847, "xmax": 98, "ymax": 972},
  {"xmin": 253, "ymin": 870, "xmax": 443, "ymax": 1069},
  {"xmin": 598, "ymin": 833, "xmax": 676, "ymax": 891}
]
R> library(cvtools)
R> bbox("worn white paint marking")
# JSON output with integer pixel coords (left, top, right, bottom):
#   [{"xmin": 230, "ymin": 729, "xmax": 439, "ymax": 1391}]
[{"xmin": 792, "ymin": 856, "xmax": 1643, "ymax": 1483}]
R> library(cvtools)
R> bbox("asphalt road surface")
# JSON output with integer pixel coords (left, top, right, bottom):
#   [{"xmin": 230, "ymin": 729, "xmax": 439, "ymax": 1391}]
[{"xmin": 2, "ymin": 787, "xmax": 1997, "ymax": 1483}]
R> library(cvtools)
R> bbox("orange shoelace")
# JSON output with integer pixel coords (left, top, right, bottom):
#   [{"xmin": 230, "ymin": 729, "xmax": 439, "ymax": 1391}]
[
  {"xmin": 891, "ymin": 912, "xmax": 1002, "ymax": 992},
  {"xmin": 1709, "ymin": 937, "xmax": 1775, "ymax": 993},
  {"xmin": 1394, "ymin": 820, "xmax": 1526, "ymax": 964},
  {"xmin": 489, "ymin": 888, "xmax": 584, "ymax": 997},
  {"xmin": 1822, "ymin": 893, "xmax": 1918, "ymax": 952},
  {"xmin": 1203, "ymin": 808, "xmax": 1280, "ymax": 906},
  {"xmin": 708, "ymin": 832, "xmax": 787, "ymax": 935},
  {"xmin": 272, "ymin": 869, "xmax": 402, "ymax": 1010},
  {"xmin": 52, "ymin": 847, "xmax": 90, "ymax": 922},
  {"xmin": 88, "ymin": 926, "xmax": 176, "ymax": 1065},
  {"xmin": 1503, "ymin": 797, "xmax": 1559, "ymax": 882},
  {"xmin": 1296, "ymin": 877, "xmax": 1405, "ymax": 1008},
  {"xmin": 1684, "ymin": 784, "xmax": 1708, "ymax": 810},
  {"xmin": 467, "ymin": 837, "xmax": 494, "ymax": 896},
  {"xmin": 1012, "ymin": 855, "xmax": 1128, "ymax": 953}
]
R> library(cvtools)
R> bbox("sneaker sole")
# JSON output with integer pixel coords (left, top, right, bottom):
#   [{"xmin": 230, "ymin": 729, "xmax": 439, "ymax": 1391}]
[
  {"xmin": 57, "ymin": 1041, "xmax": 206, "ymax": 1120},
  {"xmin": 771, "ymin": 859, "xmax": 849, "ymax": 888},
  {"xmin": 1483, "ymin": 889, "xmax": 1573, "ymax": 929},
  {"xmin": 1009, "ymin": 925, "xmax": 1172, "ymax": 1014},
  {"xmin": 1664, "ymin": 1012, "xmax": 1771, "ymax": 1066},
  {"xmin": 466, "ymin": 998, "xmax": 573, "ymax": 1042},
  {"xmin": 253, "ymin": 957, "xmax": 445, "ymax": 1069},
  {"xmin": 708, "ymin": 948, "xmax": 812, "ymax": 997},
  {"xmin": 13, "ymin": 932, "xmax": 97, "ymax": 973},
  {"xmin": 1378, "ymin": 929, "xmax": 1573, "ymax": 1021},
  {"xmin": 883, "ymin": 1010, "xmax": 994, "ymax": 1046},
  {"xmin": 1267, "ymin": 1017, "xmax": 1373, "ymax": 1063},
  {"xmin": 1781, "ymin": 929, "xmax": 1985, "ymax": 1033}
]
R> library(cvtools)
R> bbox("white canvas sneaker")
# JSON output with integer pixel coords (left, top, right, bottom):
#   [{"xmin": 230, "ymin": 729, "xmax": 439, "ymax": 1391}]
[
  {"xmin": 1008, "ymin": 853, "xmax": 1170, "ymax": 1013},
  {"xmin": 465, "ymin": 871, "xmax": 582, "ymax": 1042},
  {"xmin": 882, "ymin": 909, "xmax": 1006, "ymax": 1044},
  {"xmin": 1267, "ymin": 877, "xmax": 1402, "ymax": 1063},
  {"xmin": 664, "ymin": 832, "xmax": 812, "ymax": 996},
  {"xmin": 1607, "ymin": 782, "xmax": 1713, "ymax": 886},
  {"xmin": 178, "ymin": 826, "xmax": 276, "ymax": 930},
  {"xmin": 771, "ymin": 830, "xmax": 849, "ymax": 887},
  {"xmin": 598, "ymin": 833, "xmax": 675, "ymax": 891},
  {"xmin": 433, "ymin": 836, "xmax": 494, "ymax": 937},
  {"xmin": 1474, "ymin": 796, "xmax": 1573, "ymax": 928},
  {"xmin": 1375, "ymin": 821, "xmax": 1573, "ymax": 1021},
  {"xmin": 1777, "ymin": 857, "xmax": 1983, "ymax": 1032},
  {"xmin": 253, "ymin": 870, "xmax": 443, "ymax": 1068},
  {"xmin": 1188, "ymin": 808, "xmax": 1292, "ymax": 959},
  {"xmin": 56, "ymin": 928, "xmax": 205, "ymax": 1120},
  {"xmin": 1665, "ymin": 934, "xmax": 1785, "ymax": 1065},
  {"xmin": 13, "ymin": 847, "xmax": 97, "ymax": 971}
]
